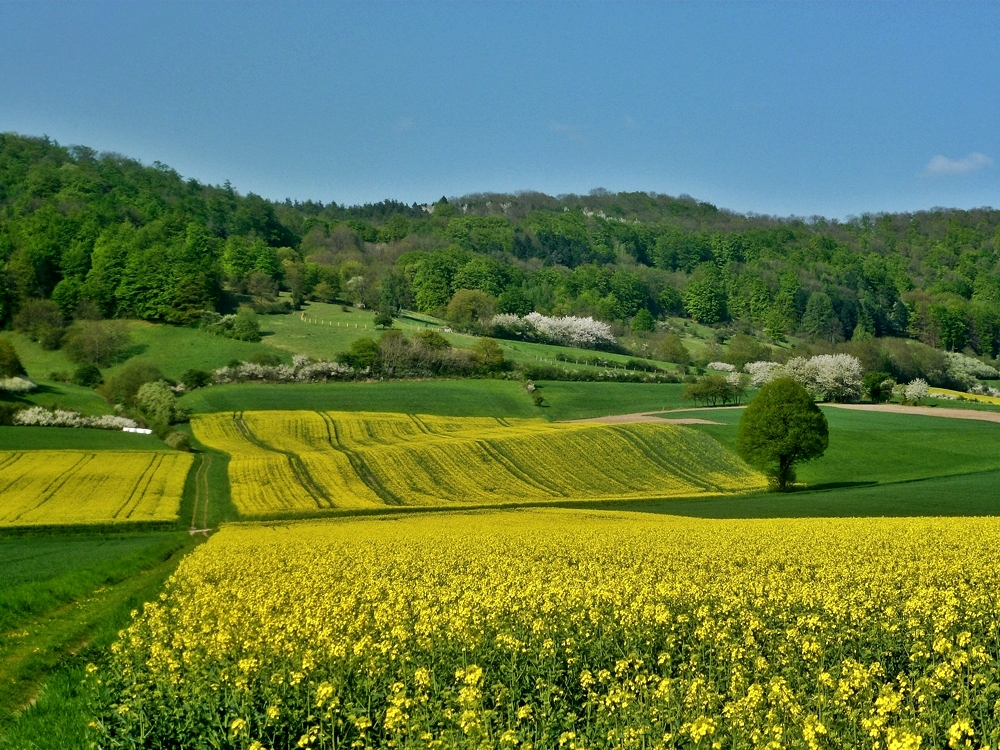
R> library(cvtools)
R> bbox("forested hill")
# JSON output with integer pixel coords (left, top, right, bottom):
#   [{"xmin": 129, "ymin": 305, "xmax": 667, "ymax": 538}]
[{"xmin": 2, "ymin": 132, "xmax": 999, "ymax": 357}]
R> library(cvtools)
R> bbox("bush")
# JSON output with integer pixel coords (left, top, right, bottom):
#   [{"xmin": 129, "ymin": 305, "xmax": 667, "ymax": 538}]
[
  {"xmin": 164, "ymin": 431, "xmax": 191, "ymax": 452},
  {"xmin": 373, "ymin": 310, "xmax": 395, "ymax": 329},
  {"xmin": 630, "ymin": 309, "xmax": 656, "ymax": 333},
  {"xmin": 0, "ymin": 403, "xmax": 21, "ymax": 426},
  {"xmin": 181, "ymin": 369, "xmax": 212, "ymax": 390},
  {"xmin": 724, "ymin": 334, "xmax": 771, "ymax": 371},
  {"xmin": 72, "ymin": 363, "xmax": 103, "ymax": 387},
  {"xmin": 137, "ymin": 381, "xmax": 186, "ymax": 429},
  {"xmin": 13, "ymin": 299, "xmax": 64, "ymax": 345},
  {"xmin": 863, "ymin": 370, "xmax": 895, "ymax": 403},
  {"xmin": 345, "ymin": 337, "xmax": 380, "ymax": 370},
  {"xmin": 231, "ymin": 307, "xmax": 262, "ymax": 342},
  {"xmin": 412, "ymin": 330, "xmax": 451, "ymax": 351},
  {"xmin": 100, "ymin": 359, "xmax": 164, "ymax": 407},
  {"xmin": 0, "ymin": 338, "xmax": 26, "ymax": 378},
  {"xmin": 446, "ymin": 289, "xmax": 497, "ymax": 329},
  {"xmin": 62, "ymin": 320, "xmax": 133, "ymax": 366},
  {"xmin": 473, "ymin": 338, "xmax": 506, "ymax": 372},
  {"xmin": 654, "ymin": 333, "xmax": 691, "ymax": 365}
]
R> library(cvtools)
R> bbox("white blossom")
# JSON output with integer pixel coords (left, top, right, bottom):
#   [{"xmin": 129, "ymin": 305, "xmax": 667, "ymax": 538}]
[
  {"xmin": 13, "ymin": 406, "xmax": 138, "ymax": 430},
  {"xmin": 944, "ymin": 352, "xmax": 1000, "ymax": 390},
  {"xmin": 0, "ymin": 377, "xmax": 37, "ymax": 393},
  {"xmin": 743, "ymin": 354, "xmax": 863, "ymax": 402},
  {"xmin": 493, "ymin": 313, "xmax": 616, "ymax": 348},
  {"xmin": 706, "ymin": 362, "xmax": 736, "ymax": 373},
  {"xmin": 744, "ymin": 361, "xmax": 784, "ymax": 388},
  {"xmin": 902, "ymin": 378, "xmax": 929, "ymax": 402}
]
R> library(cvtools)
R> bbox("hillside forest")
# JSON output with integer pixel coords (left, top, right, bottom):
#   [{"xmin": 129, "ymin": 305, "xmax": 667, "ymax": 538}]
[{"xmin": 2, "ymin": 132, "xmax": 1000, "ymax": 364}]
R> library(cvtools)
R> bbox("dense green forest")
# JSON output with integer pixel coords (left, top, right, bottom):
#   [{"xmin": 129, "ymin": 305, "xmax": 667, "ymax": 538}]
[{"xmin": 2, "ymin": 132, "xmax": 999, "ymax": 357}]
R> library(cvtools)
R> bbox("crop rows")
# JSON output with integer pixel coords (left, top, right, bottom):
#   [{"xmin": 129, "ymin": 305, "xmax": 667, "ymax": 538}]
[
  {"xmin": 99, "ymin": 511, "xmax": 1000, "ymax": 749},
  {"xmin": 192, "ymin": 410, "xmax": 766, "ymax": 514},
  {"xmin": 0, "ymin": 451, "xmax": 192, "ymax": 526}
]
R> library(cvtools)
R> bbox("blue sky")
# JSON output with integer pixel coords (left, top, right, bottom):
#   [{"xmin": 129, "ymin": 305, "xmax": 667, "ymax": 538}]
[{"xmin": 2, "ymin": 1, "xmax": 998, "ymax": 218}]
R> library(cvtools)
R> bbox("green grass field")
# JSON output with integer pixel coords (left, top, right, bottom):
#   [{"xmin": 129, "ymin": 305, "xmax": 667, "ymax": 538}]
[
  {"xmin": 268, "ymin": 300, "xmax": 676, "ymax": 372},
  {"xmin": 0, "ymin": 532, "xmax": 193, "ymax": 734},
  {"xmin": 179, "ymin": 378, "xmax": 691, "ymax": 420},
  {"xmin": 0, "ymin": 425, "xmax": 168, "ymax": 451},
  {"xmin": 681, "ymin": 405, "xmax": 1000, "ymax": 487},
  {"xmin": 9, "ymin": 322, "xmax": 289, "ymax": 383}
]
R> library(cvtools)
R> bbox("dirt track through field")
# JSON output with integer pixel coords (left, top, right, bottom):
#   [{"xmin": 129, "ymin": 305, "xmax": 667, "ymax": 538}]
[
  {"xmin": 565, "ymin": 413, "xmax": 722, "ymax": 425},
  {"xmin": 825, "ymin": 403, "xmax": 1000, "ymax": 423},
  {"xmin": 570, "ymin": 403, "xmax": 1000, "ymax": 426}
]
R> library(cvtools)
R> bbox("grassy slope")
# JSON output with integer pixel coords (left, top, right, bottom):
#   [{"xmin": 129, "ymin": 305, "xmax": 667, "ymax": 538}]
[
  {"xmin": 683, "ymin": 406, "xmax": 1000, "ymax": 487},
  {"xmin": 0, "ymin": 426, "xmax": 169, "ymax": 451},
  {"xmin": 269, "ymin": 301, "xmax": 676, "ymax": 372},
  {"xmin": 0, "ymin": 536, "xmax": 194, "ymax": 748},
  {"xmin": 0, "ymin": 534, "xmax": 192, "ymax": 717},
  {"xmin": 605, "ymin": 469, "xmax": 1000, "ymax": 518},
  {"xmin": 8, "ymin": 322, "xmax": 289, "ymax": 383},
  {"xmin": 180, "ymin": 379, "xmax": 691, "ymax": 421}
]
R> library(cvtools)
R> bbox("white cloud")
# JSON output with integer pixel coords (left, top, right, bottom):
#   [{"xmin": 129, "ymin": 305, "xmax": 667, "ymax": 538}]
[{"xmin": 924, "ymin": 152, "xmax": 994, "ymax": 176}]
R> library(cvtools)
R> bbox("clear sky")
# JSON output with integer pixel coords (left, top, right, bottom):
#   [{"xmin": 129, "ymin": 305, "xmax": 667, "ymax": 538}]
[{"xmin": 2, "ymin": 1, "xmax": 998, "ymax": 218}]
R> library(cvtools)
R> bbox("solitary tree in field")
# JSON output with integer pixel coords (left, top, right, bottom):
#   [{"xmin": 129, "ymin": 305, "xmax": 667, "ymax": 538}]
[{"xmin": 736, "ymin": 378, "xmax": 829, "ymax": 491}]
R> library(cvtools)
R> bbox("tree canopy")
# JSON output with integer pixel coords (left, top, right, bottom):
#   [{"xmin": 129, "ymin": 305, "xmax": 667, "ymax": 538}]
[
  {"xmin": 2, "ymin": 132, "xmax": 1000, "ymax": 360},
  {"xmin": 736, "ymin": 378, "xmax": 830, "ymax": 491}
]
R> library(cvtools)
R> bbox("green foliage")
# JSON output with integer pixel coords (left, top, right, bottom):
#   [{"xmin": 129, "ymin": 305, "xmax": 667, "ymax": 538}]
[
  {"xmin": 13, "ymin": 298, "xmax": 64, "ymax": 347},
  {"xmin": 683, "ymin": 265, "xmax": 727, "ymax": 324},
  {"xmin": 630, "ymin": 308, "xmax": 655, "ymax": 332},
  {"xmin": 863, "ymin": 370, "xmax": 896, "ymax": 403},
  {"xmin": 136, "ymin": 380, "xmax": 186, "ymax": 429},
  {"xmin": 412, "ymin": 329, "xmax": 451, "ymax": 351},
  {"xmin": 683, "ymin": 374, "xmax": 746, "ymax": 406},
  {"xmin": 4, "ymin": 132, "xmax": 1000, "ymax": 361},
  {"xmin": 347, "ymin": 337, "xmax": 380, "ymax": 370},
  {"xmin": 654, "ymin": 333, "xmax": 691, "ymax": 364},
  {"xmin": 181, "ymin": 369, "xmax": 212, "ymax": 390},
  {"xmin": 0, "ymin": 337, "xmax": 26, "ymax": 378},
  {"xmin": 61, "ymin": 319, "xmax": 132, "ymax": 366},
  {"xmin": 473, "ymin": 337, "xmax": 506, "ymax": 371},
  {"xmin": 736, "ymin": 378, "xmax": 829, "ymax": 491},
  {"xmin": 724, "ymin": 333, "xmax": 771, "ymax": 370},
  {"xmin": 228, "ymin": 307, "xmax": 262, "ymax": 342},
  {"xmin": 71, "ymin": 363, "xmax": 102, "ymax": 387},
  {"xmin": 445, "ymin": 289, "xmax": 496, "ymax": 329},
  {"xmin": 100, "ymin": 359, "xmax": 163, "ymax": 407},
  {"xmin": 164, "ymin": 430, "xmax": 191, "ymax": 452}
]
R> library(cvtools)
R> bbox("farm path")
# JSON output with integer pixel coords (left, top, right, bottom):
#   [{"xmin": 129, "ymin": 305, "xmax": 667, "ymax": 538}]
[
  {"xmin": 564, "ymin": 413, "xmax": 722, "ymax": 425},
  {"xmin": 572, "ymin": 403, "xmax": 1000, "ymax": 426},
  {"xmin": 825, "ymin": 403, "xmax": 1000, "ymax": 423}
]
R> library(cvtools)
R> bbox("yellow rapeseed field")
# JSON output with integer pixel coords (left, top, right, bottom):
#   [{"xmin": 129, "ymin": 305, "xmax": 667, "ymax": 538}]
[
  {"xmin": 0, "ymin": 450, "xmax": 191, "ymax": 526},
  {"xmin": 98, "ymin": 511, "xmax": 1000, "ymax": 749},
  {"xmin": 191, "ymin": 411, "xmax": 766, "ymax": 514}
]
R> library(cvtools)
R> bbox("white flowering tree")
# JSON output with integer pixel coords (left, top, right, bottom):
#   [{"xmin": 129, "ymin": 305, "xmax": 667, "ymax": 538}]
[
  {"xmin": 0, "ymin": 377, "xmax": 37, "ymax": 394},
  {"xmin": 492, "ymin": 313, "xmax": 616, "ymax": 349},
  {"xmin": 741, "ymin": 354, "xmax": 863, "ymax": 403}
]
